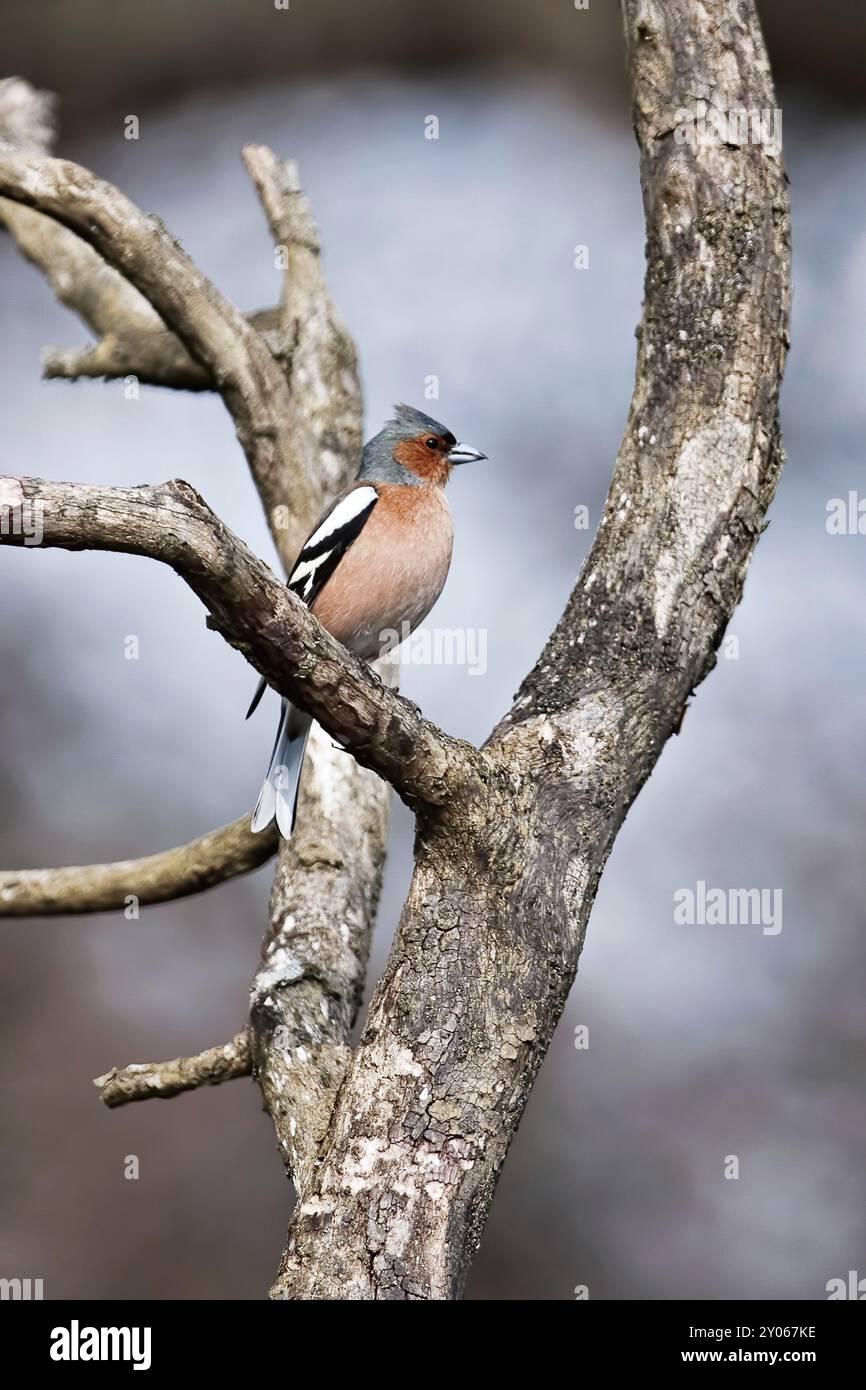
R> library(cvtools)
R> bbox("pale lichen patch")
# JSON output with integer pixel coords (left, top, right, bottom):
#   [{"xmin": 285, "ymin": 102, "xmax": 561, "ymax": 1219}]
[
  {"xmin": 0, "ymin": 477, "xmax": 25, "ymax": 510},
  {"xmin": 653, "ymin": 389, "xmax": 752, "ymax": 637}
]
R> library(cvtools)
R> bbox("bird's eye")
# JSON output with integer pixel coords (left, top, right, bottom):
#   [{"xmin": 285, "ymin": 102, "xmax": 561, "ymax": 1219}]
[{"xmin": 425, "ymin": 437, "xmax": 439, "ymax": 450}]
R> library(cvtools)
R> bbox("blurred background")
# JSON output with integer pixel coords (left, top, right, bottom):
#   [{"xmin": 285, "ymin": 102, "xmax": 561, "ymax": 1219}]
[{"xmin": 1, "ymin": 0, "xmax": 864, "ymax": 1300}]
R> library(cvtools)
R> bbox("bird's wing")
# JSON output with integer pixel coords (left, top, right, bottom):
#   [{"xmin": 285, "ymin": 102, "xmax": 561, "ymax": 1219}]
[
  {"xmin": 287, "ymin": 483, "xmax": 379, "ymax": 607},
  {"xmin": 246, "ymin": 484, "xmax": 379, "ymax": 720}
]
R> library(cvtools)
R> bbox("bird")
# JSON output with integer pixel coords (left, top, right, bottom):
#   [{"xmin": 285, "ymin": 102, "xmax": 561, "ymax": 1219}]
[{"xmin": 248, "ymin": 403, "xmax": 487, "ymax": 839}]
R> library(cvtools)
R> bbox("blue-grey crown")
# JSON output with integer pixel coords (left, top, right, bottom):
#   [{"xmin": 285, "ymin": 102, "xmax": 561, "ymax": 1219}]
[
  {"xmin": 389, "ymin": 403, "xmax": 455, "ymax": 441},
  {"xmin": 359, "ymin": 403, "xmax": 456, "ymax": 484}
]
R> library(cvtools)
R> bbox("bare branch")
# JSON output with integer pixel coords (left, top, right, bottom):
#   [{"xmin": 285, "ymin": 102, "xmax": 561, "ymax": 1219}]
[
  {"xmin": 41, "ymin": 325, "xmax": 207, "ymax": 391},
  {"xmin": 0, "ymin": 78, "xmax": 192, "ymax": 385},
  {"xmin": 1, "ymin": 92, "xmax": 390, "ymax": 1218},
  {"xmin": 240, "ymin": 143, "xmax": 363, "ymax": 561},
  {"xmin": 0, "ymin": 813, "xmax": 276, "ymax": 918},
  {"xmin": 248, "ymin": 720, "xmax": 390, "ymax": 1190},
  {"xmin": 271, "ymin": 0, "xmax": 792, "ymax": 1300},
  {"xmin": 0, "ymin": 142, "xmax": 321, "ymax": 568},
  {"xmin": 237, "ymin": 145, "xmax": 390, "ymax": 1189},
  {"xmin": 0, "ymin": 473, "xmax": 472, "ymax": 809},
  {"xmin": 94, "ymin": 1033, "xmax": 250, "ymax": 1107},
  {"xmin": 86, "ymin": 728, "xmax": 388, "ymax": 1149},
  {"xmin": 0, "ymin": 2, "xmax": 792, "ymax": 1298},
  {"xmin": 242, "ymin": 145, "xmax": 321, "ymax": 300},
  {"xmin": 494, "ymin": 3, "xmax": 790, "ymax": 739},
  {"xmin": 2, "ymin": 198, "xmax": 177, "ymax": 372},
  {"xmin": 39, "ymin": 307, "xmax": 284, "ymax": 390},
  {"xmin": 0, "ymin": 83, "xmax": 296, "ymax": 393}
]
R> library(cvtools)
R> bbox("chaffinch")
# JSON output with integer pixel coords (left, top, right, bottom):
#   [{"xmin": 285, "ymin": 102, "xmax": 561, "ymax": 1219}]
[{"xmin": 249, "ymin": 403, "xmax": 487, "ymax": 838}]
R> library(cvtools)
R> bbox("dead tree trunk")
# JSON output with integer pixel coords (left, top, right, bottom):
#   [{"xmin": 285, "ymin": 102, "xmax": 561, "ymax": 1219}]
[{"xmin": 0, "ymin": 0, "xmax": 789, "ymax": 1299}]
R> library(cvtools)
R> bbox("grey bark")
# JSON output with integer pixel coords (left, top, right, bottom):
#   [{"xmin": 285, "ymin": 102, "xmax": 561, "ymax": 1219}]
[
  {"xmin": 94, "ymin": 1033, "xmax": 251, "ymax": 1107},
  {"xmin": 0, "ymin": 0, "xmax": 790, "ymax": 1301},
  {"xmin": 0, "ymin": 95, "xmax": 391, "ymax": 1221},
  {"xmin": 272, "ymin": 0, "xmax": 791, "ymax": 1299}
]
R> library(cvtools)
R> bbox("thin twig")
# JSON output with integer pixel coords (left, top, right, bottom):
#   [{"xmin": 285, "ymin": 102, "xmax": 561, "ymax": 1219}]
[
  {"xmin": 0, "ymin": 813, "xmax": 277, "ymax": 917},
  {"xmin": 94, "ymin": 1033, "xmax": 251, "ymax": 1107}
]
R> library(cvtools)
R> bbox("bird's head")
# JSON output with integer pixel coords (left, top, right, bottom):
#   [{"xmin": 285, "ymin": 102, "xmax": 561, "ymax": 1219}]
[{"xmin": 360, "ymin": 404, "xmax": 487, "ymax": 486}]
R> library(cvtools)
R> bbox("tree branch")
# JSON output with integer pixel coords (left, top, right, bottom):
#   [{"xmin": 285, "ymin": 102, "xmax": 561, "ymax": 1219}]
[
  {"xmin": 1, "ymin": 88, "xmax": 392, "ymax": 1218},
  {"xmin": 0, "ymin": 812, "xmax": 276, "ymax": 917},
  {"xmin": 4, "ymin": 11, "xmax": 784, "ymax": 1296},
  {"xmin": 0, "ymin": 83, "xmax": 302, "ymax": 392},
  {"xmin": 0, "ymin": 142, "xmax": 322, "ymax": 568},
  {"xmin": 248, "ymin": 719, "xmax": 390, "ymax": 1190},
  {"xmin": 38, "ymin": 308, "xmax": 287, "ymax": 390},
  {"xmin": 0, "ymin": 78, "xmax": 206, "ymax": 389},
  {"xmin": 0, "ymin": 473, "xmax": 471, "ymax": 811},
  {"xmin": 239, "ymin": 142, "xmax": 363, "ymax": 563},
  {"xmin": 270, "ymin": 0, "xmax": 792, "ymax": 1300},
  {"xmin": 495, "ymin": 1, "xmax": 789, "ymax": 736},
  {"xmin": 94, "ymin": 1032, "xmax": 251, "ymax": 1107},
  {"xmin": 236, "ymin": 144, "xmax": 397, "ymax": 1191}
]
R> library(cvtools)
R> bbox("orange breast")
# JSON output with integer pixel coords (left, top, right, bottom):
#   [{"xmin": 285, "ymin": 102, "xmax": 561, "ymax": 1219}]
[{"xmin": 311, "ymin": 484, "xmax": 453, "ymax": 658}]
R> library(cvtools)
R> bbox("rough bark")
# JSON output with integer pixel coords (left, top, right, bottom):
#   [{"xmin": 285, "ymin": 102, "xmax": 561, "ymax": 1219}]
[
  {"xmin": 0, "ymin": 141, "xmax": 319, "ymax": 566},
  {"xmin": 0, "ymin": 77, "xmax": 200, "ymax": 388},
  {"xmin": 248, "ymin": 720, "xmax": 391, "ymax": 1191},
  {"xmin": 0, "ymin": 474, "xmax": 466, "ymax": 806},
  {"xmin": 0, "ymin": 88, "xmax": 328, "ymax": 394},
  {"xmin": 40, "ymin": 307, "xmax": 287, "ymax": 392},
  {"xmin": 94, "ymin": 1033, "xmax": 251, "ymax": 1107},
  {"xmin": 270, "ymin": 0, "xmax": 791, "ymax": 1299},
  {"xmin": 0, "ymin": 0, "xmax": 791, "ymax": 1301},
  {"xmin": 0, "ymin": 98, "xmax": 390, "ymax": 1197}
]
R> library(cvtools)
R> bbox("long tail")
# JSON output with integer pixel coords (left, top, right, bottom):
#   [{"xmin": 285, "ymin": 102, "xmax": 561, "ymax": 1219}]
[{"xmin": 250, "ymin": 699, "xmax": 312, "ymax": 839}]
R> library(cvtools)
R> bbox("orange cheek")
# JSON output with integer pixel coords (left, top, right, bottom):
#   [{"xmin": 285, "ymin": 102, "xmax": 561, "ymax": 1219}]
[{"xmin": 394, "ymin": 440, "xmax": 452, "ymax": 484}]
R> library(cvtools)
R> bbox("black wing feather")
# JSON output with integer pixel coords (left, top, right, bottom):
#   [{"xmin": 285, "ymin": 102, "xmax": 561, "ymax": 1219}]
[{"xmin": 245, "ymin": 485, "xmax": 378, "ymax": 720}]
